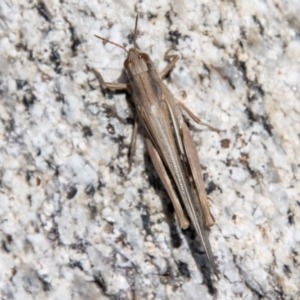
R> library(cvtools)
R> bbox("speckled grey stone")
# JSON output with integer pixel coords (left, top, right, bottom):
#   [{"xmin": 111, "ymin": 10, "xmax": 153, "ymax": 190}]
[{"xmin": 0, "ymin": 0, "xmax": 300, "ymax": 299}]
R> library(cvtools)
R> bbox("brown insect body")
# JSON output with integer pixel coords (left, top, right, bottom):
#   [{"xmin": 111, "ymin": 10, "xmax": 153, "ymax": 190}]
[{"xmin": 93, "ymin": 17, "xmax": 219, "ymax": 278}]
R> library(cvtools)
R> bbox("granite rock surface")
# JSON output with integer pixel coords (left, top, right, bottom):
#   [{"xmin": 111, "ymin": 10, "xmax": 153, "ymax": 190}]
[{"xmin": 0, "ymin": 0, "xmax": 300, "ymax": 299}]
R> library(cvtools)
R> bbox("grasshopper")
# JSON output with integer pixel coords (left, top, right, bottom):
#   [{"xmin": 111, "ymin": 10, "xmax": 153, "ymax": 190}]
[{"xmin": 93, "ymin": 16, "xmax": 219, "ymax": 278}]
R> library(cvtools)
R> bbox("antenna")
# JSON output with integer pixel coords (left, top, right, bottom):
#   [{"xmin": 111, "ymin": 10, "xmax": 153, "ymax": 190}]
[
  {"xmin": 94, "ymin": 34, "xmax": 128, "ymax": 53},
  {"xmin": 133, "ymin": 15, "xmax": 139, "ymax": 49}
]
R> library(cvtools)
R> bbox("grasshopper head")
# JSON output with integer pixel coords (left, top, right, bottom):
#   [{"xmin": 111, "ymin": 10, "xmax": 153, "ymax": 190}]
[
  {"xmin": 95, "ymin": 16, "xmax": 154, "ymax": 78},
  {"xmin": 123, "ymin": 48, "xmax": 153, "ymax": 77}
]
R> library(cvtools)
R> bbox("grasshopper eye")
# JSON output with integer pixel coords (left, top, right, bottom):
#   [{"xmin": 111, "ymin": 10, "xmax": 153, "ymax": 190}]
[
  {"xmin": 124, "ymin": 58, "xmax": 131, "ymax": 69},
  {"xmin": 138, "ymin": 53, "xmax": 149, "ymax": 62}
]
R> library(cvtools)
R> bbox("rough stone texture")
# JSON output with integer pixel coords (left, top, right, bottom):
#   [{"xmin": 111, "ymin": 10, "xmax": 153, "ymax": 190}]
[{"xmin": 0, "ymin": 0, "xmax": 300, "ymax": 299}]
